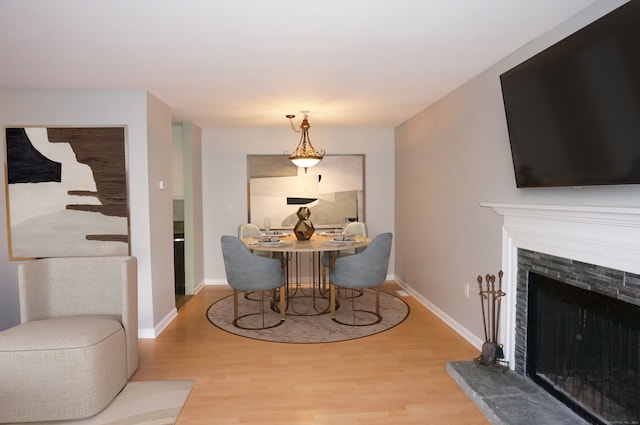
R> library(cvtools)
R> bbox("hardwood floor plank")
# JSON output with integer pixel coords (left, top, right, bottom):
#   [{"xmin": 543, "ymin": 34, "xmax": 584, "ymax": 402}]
[{"xmin": 132, "ymin": 282, "xmax": 488, "ymax": 424}]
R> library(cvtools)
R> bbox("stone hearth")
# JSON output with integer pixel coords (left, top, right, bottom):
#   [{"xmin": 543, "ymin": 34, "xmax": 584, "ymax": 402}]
[{"xmin": 447, "ymin": 361, "xmax": 589, "ymax": 425}]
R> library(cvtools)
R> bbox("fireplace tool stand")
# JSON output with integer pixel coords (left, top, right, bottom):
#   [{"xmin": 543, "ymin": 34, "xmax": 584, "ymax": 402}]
[{"xmin": 474, "ymin": 270, "xmax": 508, "ymax": 371}]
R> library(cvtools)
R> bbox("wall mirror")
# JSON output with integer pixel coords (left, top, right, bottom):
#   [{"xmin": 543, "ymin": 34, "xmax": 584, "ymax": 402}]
[{"xmin": 247, "ymin": 154, "xmax": 365, "ymax": 229}]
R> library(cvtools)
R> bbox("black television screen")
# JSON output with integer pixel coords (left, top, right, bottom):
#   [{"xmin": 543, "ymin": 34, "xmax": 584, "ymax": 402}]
[{"xmin": 500, "ymin": 1, "xmax": 640, "ymax": 188}]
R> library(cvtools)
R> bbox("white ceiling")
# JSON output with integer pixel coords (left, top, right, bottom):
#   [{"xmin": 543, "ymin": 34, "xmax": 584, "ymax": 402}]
[{"xmin": 0, "ymin": 0, "xmax": 597, "ymax": 128}]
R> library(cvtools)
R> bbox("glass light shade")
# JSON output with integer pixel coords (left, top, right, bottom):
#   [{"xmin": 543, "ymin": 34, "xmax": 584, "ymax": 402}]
[{"xmin": 290, "ymin": 157, "xmax": 321, "ymax": 168}]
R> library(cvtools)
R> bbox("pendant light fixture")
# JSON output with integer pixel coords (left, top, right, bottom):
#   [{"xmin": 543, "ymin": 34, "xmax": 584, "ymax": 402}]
[{"xmin": 286, "ymin": 113, "xmax": 324, "ymax": 173}]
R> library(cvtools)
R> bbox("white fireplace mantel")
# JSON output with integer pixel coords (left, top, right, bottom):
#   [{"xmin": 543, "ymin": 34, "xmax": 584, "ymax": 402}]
[{"xmin": 480, "ymin": 202, "xmax": 640, "ymax": 368}]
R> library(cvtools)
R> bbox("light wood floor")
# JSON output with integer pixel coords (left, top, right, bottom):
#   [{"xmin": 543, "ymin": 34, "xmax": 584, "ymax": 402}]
[{"xmin": 132, "ymin": 282, "xmax": 489, "ymax": 424}]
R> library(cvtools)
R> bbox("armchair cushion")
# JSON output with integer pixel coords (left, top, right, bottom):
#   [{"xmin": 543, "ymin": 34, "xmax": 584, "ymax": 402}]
[
  {"xmin": 0, "ymin": 315, "xmax": 123, "ymax": 350},
  {"xmin": 0, "ymin": 316, "xmax": 127, "ymax": 422}
]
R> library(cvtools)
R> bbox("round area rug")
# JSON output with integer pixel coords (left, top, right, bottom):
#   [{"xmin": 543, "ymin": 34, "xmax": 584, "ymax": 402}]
[{"xmin": 206, "ymin": 289, "xmax": 410, "ymax": 343}]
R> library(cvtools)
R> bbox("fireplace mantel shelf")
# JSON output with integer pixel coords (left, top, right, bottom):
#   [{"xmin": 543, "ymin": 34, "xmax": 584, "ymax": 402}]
[
  {"xmin": 480, "ymin": 203, "xmax": 640, "ymax": 227},
  {"xmin": 481, "ymin": 202, "xmax": 640, "ymax": 275}
]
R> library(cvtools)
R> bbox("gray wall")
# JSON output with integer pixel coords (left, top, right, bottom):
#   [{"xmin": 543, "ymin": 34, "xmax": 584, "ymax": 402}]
[{"xmin": 394, "ymin": 0, "xmax": 640, "ymax": 347}]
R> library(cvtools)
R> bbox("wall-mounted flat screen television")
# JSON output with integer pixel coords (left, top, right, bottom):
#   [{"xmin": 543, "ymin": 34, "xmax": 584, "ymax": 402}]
[{"xmin": 500, "ymin": 1, "xmax": 640, "ymax": 188}]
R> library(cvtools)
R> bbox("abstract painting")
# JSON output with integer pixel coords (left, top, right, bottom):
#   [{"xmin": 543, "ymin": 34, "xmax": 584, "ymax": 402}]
[{"xmin": 4, "ymin": 126, "xmax": 130, "ymax": 259}]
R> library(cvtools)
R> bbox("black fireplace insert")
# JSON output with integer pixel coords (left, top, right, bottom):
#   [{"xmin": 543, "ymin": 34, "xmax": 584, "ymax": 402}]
[{"xmin": 527, "ymin": 272, "xmax": 640, "ymax": 425}]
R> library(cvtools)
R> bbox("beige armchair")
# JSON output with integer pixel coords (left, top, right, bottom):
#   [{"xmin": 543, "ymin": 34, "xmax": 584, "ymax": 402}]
[{"xmin": 0, "ymin": 256, "xmax": 138, "ymax": 423}]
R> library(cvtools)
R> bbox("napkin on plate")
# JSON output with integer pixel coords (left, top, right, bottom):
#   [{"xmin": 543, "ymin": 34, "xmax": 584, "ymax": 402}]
[
  {"xmin": 260, "ymin": 236, "xmax": 280, "ymax": 242},
  {"xmin": 333, "ymin": 235, "xmax": 356, "ymax": 242}
]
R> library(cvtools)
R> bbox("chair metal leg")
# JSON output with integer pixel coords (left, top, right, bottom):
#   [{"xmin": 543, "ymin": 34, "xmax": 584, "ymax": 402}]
[
  {"xmin": 232, "ymin": 289, "xmax": 285, "ymax": 330},
  {"xmin": 330, "ymin": 283, "xmax": 337, "ymax": 319},
  {"xmin": 279, "ymin": 285, "xmax": 286, "ymax": 321},
  {"xmin": 233, "ymin": 289, "xmax": 239, "ymax": 322},
  {"xmin": 260, "ymin": 291, "xmax": 265, "ymax": 328},
  {"xmin": 331, "ymin": 286, "xmax": 382, "ymax": 326},
  {"xmin": 322, "ymin": 264, "xmax": 327, "ymax": 292}
]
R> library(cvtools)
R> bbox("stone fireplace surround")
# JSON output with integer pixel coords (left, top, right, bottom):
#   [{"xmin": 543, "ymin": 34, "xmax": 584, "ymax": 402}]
[{"xmin": 481, "ymin": 203, "xmax": 640, "ymax": 370}]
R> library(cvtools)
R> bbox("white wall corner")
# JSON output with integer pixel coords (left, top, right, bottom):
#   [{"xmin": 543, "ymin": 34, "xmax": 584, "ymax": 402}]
[{"xmin": 139, "ymin": 307, "xmax": 178, "ymax": 339}]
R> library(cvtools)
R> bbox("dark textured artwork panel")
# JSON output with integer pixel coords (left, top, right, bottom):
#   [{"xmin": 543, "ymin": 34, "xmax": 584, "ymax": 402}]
[
  {"xmin": 47, "ymin": 127, "xmax": 128, "ymax": 218},
  {"xmin": 6, "ymin": 127, "xmax": 62, "ymax": 184}
]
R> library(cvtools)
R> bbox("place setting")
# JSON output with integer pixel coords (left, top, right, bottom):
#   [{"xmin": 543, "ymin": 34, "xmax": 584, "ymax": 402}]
[
  {"xmin": 321, "ymin": 234, "xmax": 359, "ymax": 247},
  {"xmin": 247, "ymin": 233, "xmax": 293, "ymax": 248}
]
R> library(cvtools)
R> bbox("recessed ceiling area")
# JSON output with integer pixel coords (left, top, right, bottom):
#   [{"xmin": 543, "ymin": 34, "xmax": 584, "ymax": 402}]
[{"xmin": 0, "ymin": 0, "xmax": 598, "ymax": 127}]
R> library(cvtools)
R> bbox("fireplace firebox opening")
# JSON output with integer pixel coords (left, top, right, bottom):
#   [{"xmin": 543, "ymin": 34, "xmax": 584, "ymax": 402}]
[{"xmin": 527, "ymin": 272, "xmax": 640, "ymax": 425}]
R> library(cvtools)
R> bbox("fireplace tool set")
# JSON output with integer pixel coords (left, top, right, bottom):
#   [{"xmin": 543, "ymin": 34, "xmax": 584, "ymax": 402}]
[{"xmin": 475, "ymin": 270, "xmax": 508, "ymax": 369}]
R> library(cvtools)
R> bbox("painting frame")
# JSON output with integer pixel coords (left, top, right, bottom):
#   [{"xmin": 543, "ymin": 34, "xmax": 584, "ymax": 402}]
[{"xmin": 4, "ymin": 126, "xmax": 131, "ymax": 260}]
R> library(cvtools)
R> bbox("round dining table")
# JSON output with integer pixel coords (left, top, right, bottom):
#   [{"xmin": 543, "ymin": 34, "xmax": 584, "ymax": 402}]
[
  {"xmin": 242, "ymin": 231, "xmax": 371, "ymax": 316},
  {"xmin": 244, "ymin": 231, "xmax": 369, "ymax": 253}
]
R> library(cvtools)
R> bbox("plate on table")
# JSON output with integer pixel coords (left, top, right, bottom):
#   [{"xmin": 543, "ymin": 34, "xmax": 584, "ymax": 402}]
[
  {"xmin": 263, "ymin": 231, "xmax": 285, "ymax": 236},
  {"xmin": 332, "ymin": 235, "xmax": 356, "ymax": 241},
  {"xmin": 248, "ymin": 236, "xmax": 281, "ymax": 246},
  {"xmin": 323, "ymin": 241, "xmax": 354, "ymax": 246},
  {"xmin": 257, "ymin": 241, "xmax": 293, "ymax": 247},
  {"xmin": 323, "ymin": 237, "xmax": 357, "ymax": 246},
  {"xmin": 257, "ymin": 241, "xmax": 281, "ymax": 246},
  {"xmin": 319, "ymin": 230, "xmax": 345, "ymax": 236},
  {"xmin": 259, "ymin": 236, "xmax": 281, "ymax": 243}
]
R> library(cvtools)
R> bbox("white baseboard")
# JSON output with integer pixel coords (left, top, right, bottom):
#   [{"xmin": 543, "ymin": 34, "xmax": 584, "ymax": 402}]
[
  {"xmin": 205, "ymin": 279, "xmax": 228, "ymax": 286},
  {"xmin": 394, "ymin": 277, "xmax": 483, "ymax": 351},
  {"xmin": 139, "ymin": 307, "xmax": 178, "ymax": 339},
  {"xmin": 194, "ymin": 279, "xmax": 206, "ymax": 293},
  {"xmin": 138, "ymin": 328, "xmax": 156, "ymax": 339}
]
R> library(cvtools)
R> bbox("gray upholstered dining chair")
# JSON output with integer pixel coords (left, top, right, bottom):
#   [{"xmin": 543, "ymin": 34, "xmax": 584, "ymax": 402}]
[
  {"xmin": 321, "ymin": 221, "xmax": 368, "ymax": 285},
  {"xmin": 329, "ymin": 232, "xmax": 392, "ymax": 326},
  {"xmin": 221, "ymin": 235, "xmax": 286, "ymax": 329},
  {"xmin": 237, "ymin": 223, "xmax": 276, "ymax": 302}
]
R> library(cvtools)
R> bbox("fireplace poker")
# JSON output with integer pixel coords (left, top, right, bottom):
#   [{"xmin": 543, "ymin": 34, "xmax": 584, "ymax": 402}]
[
  {"xmin": 477, "ymin": 275, "xmax": 488, "ymax": 341},
  {"xmin": 494, "ymin": 271, "xmax": 504, "ymax": 345},
  {"xmin": 487, "ymin": 275, "xmax": 497, "ymax": 343}
]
